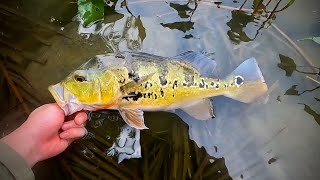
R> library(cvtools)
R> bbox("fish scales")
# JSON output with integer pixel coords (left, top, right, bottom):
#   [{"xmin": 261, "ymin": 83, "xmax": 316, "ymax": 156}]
[
  {"xmin": 49, "ymin": 52, "xmax": 268, "ymax": 129},
  {"xmin": 117, "ymin": 60, "xmax": 233, "ymax": 110}
]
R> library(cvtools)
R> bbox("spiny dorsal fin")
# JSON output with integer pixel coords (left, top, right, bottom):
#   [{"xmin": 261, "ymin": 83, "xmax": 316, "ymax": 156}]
[
  {"xmin": 174, "ymin": 51, "xmax": 217, "ymax": 78},
  {"xmin": 124, "ymin": 51, "xmax": 217, "ymax": 77}
]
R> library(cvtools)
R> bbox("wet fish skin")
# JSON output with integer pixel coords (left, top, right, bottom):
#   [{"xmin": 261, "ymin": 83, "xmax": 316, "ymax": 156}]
[{"xmin": 48, "ymin": 52, "xmax": 267, "ymax": 129}]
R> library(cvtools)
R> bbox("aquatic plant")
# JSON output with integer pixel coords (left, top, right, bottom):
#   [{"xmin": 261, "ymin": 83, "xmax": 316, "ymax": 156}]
[
  {"xmin": 60, "ymin": 110, "xmax": 232, "ymax": 179},
  {"xmin": 0, "ymin": 4, "xmax": 63, "ymax": 117}
]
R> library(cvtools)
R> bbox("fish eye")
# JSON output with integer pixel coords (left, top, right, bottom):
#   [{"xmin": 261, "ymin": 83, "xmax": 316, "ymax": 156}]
[{"xmin": 74, "ymin": 74, "xmax": 87, "ymax": 82}]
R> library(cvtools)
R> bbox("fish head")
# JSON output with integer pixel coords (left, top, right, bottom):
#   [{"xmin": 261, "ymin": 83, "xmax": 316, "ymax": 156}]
[{"xmin": 49, "ymin": 69, "xmax": 120, "ymax": 115}]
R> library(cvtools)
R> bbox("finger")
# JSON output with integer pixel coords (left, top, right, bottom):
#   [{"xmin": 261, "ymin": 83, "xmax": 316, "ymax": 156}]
[
  {"xmin": 62, "ymin": 120, "xmax": 86, "ymax": 131},
  {"xmin": 60, "ymin": 138, "xmax": 76, "ymax": 151},
  {"xmin": 65, "ymin": 110, "xmax": 87, "ymax": 122},
  {"xmin": 74, "ymin": 112, "xmax": 88, "ymax": 125},
  {"xmin": 59, "ymin": 127, "xmax": 87, "ymax": 139}
]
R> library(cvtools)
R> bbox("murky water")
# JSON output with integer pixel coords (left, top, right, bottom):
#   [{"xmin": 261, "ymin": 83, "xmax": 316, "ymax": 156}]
[{"xmin": 1, "ymin": 0, "xmax": 320, "ymax": 179}]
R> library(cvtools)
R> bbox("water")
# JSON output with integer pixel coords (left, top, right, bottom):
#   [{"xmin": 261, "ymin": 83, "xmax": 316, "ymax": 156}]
[{"xmin": 0, "ymin": 0, "xmax": 320, "ymax": 179}]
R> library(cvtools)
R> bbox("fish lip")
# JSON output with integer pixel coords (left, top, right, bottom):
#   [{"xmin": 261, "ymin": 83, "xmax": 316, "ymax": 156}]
[
  {"xmin": 48, "ymin": 84, "xmax": 85, "ymax": 115},
  {"xmin": 48, "ymin": 84, "xmax": 70, "ymax": 115}
]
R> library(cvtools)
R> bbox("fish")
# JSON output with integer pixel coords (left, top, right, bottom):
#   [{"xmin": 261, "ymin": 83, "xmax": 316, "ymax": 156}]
[{"xmin": 48, "ymin": 51, "xmax": 268, "ymax": 129}]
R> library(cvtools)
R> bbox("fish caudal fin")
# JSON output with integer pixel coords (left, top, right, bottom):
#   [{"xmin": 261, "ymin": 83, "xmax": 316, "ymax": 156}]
[{"xmin": 224, "ymin": 58, "xmax": 268, "ymax": 103}]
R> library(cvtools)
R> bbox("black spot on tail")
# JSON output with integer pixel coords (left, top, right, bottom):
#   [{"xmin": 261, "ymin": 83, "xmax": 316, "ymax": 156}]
[{"xmin": 235, "ymin": 76, "xmax": 244, "ymax": 85}]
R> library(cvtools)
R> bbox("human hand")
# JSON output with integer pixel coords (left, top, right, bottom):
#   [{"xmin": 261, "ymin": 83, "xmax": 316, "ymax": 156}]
[{"xmin": 0, "ymin": 103, "xmax": 88, "ymax": 167}]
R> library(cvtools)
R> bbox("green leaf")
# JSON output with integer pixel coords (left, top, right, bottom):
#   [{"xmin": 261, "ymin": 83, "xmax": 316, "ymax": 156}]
[
  {"xmin": 298, "ymin": 36, "xmax": 320, "ymax": 45},
  {"xmin": 78, "ymin": 0, "xmax": 104, "ymax": 27},
  {"xmin": 278, "ymin": 54, "xmax": 297, "ymax": 76}
]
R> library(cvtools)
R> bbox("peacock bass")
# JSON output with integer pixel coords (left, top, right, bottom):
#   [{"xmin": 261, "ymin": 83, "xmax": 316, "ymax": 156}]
[{"xmin": 48, "ymin": 52, "xmax": 268, "ymax": 129}]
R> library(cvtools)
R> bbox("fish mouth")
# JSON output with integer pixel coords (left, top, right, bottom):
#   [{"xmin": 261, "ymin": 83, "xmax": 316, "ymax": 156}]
[{"xmin": 48, "ymin": 84, "xmax": 82, "ymax": 115}]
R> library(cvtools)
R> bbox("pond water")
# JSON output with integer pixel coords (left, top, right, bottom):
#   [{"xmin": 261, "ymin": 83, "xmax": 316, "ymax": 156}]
[{"xmin": 0, "ymin": 0, "xmax": 320, "ymax": 179}]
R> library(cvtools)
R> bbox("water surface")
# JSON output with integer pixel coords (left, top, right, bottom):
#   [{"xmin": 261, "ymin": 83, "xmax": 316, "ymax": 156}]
[{"xmin": 1, "ymin": 0, "xmax": 320, "ymax": 179}]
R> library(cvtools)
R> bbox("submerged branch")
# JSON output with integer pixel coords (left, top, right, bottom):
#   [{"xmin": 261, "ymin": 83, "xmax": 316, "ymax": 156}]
[
  {"xmin": 0, "ymin": 60, "xmax": 29, "ymax": 114},
  {"xmin": 306, "ymin": 76, "xmax": 320, "ymax": 85},
  {"xmin": 59, "ymin": 157, "xmax": 81, "ymax": 180},
  {"xmin": 271, "ymin": 24, "xmax": 317, "ymax": 72}
]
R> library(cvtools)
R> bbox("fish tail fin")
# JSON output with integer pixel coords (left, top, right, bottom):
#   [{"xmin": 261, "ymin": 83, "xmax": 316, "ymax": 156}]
[{"xmin": 223, "ymin": 58, "xmax": 268, "ymax": 103}]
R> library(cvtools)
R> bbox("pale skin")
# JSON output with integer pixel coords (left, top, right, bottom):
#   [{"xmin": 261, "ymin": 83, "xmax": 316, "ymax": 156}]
[{"xmin": 0, "ymin": 103, "xmax": 88, "ymax": 167}]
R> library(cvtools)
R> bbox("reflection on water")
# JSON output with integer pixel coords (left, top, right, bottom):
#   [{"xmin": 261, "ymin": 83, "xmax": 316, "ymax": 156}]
[
  {"xmin": 160, "ymin": 1, "xmax": 197, "ymax": 34},
  {"xmin": 76, "ymin": 1, "xmax": 146, "ymax": 52},
  {"xmin": 106, "ymin": 124, "xmax": 141, "ymax": 163},
  {"xmin": 299, "ymin": 103, "xmax": 320, "ymax": 125},
  {"xmin": 1, "ymin": 0, "xmax": 320, "ymax": 179},
  {"xmin": 227, "ymin": 10, "xmax": 256, "ymax": 43},
  {"xmin": 63, "ymin": 110, "xmax": 231, "ymax": 179}
]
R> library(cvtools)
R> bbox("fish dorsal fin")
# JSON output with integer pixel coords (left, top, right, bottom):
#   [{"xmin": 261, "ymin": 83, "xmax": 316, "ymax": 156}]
[
  {"xmin": 118, "ymin": 107, "xmax": 148, "ymax": 129},
  {"xmin": 174, "ymin": 51, "xmax": 217, "ymax": 77},
  {"xmin": 123, "ymin": 51, "xmax": 168, "ymax": 62},
  {"xmin": 180, "ymin": 98, "xmax": 215, "ymax": 120}
]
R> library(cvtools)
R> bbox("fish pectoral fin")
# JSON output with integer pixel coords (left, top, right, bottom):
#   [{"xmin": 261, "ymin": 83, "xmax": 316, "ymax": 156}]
[
  {"xmin": 180, "ymin": 98, "xmax": 215, "ymax": 120},
  {"xmin": 118, "ymin": 107, "xmax": 148, "ymax": 129},
  {"xmin": 120, "ymin": 72, "xmax": 155, "ymax": 90}
]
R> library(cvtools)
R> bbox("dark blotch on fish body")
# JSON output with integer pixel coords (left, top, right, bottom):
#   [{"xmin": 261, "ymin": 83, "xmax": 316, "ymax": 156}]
[
  {"xmin": 159, "ymin": 76, "xmax": 168, "ymax": 86},
  {"xmin": 172, "ymin": 80, "xmax": 178, "ymax": 89},
  {"xmin": 160, "ymin": 88, "xmax": 164, "ymax": 97},
  {"xmin": 145, "ymin": 82, "xmax": 152, "ymax": 89},
  {"xmin": 119, "ymin": 78, "xmax": 126, "ymax": 84},
  {"xmin": 184, "ymin": 74, "xmax": 195, "ymax": 87},
  {"xmin": 123, "ymin": 92, "xmax": 143, "ymax": 101},
  {"xmin": 199, "ymin": 79, "xmax": 205, "ymax": 88},
  {"xmin": 128, "ymin": 71, "xmax": 140, "ymax": 82}
]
